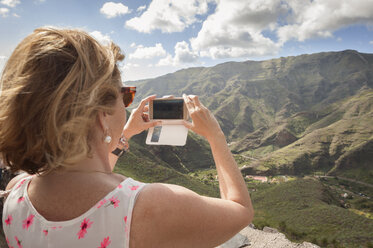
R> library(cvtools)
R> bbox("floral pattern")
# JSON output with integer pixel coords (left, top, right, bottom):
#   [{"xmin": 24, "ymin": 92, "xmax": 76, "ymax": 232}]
[
  {"xmin": 5, "ymin": 214, "xmax": 13, "ymax": 225},
  {"xmin": 22, "ymin": 214, "xmax": 35, "ymax": 230},
  {"xmin": 15, "ymin": 236, "xmax": 22, "ymax": 248},
  {"xmin": 99, "ymin": 236, "xmax": 111, "ymax": 248},
  {"xmin": 3, "ymin": 177, "xmax": 145, "ymax": 247},
  {"xmin": 15, "ymin": 179, "xmax": 26, "ymax": 189},
  {"xmin": 77, "ymin": 218, "xmax": 93, "ymax": 239},
  {"xmin": 107, "ymin": 196, "xmax": 120, "ymax": 208},
  {"xmin": 124, "ymin": 216, "xmax": 128, "ymax": 233},
  {"xmin": 129, "ymin": 185, "xmax": 139, "ymax": 191},
  {"xmin": 97, "ymin": 199, "xmax": 107, "ymax": 208}
]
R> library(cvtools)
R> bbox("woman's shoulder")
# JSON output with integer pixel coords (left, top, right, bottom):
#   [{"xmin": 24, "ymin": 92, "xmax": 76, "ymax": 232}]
[{"xmin": 6, "ymin": 172, "xmax": 31, "ymax": 191}]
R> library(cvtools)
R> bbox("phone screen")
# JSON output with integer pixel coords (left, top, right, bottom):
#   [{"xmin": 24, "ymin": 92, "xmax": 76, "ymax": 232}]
[{"xmin": 153, "ymin": 99, "xmax": 184, "ymax": 119}]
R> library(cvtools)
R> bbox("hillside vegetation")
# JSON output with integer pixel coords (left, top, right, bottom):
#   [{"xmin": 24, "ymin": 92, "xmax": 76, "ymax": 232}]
[
  {"xmin": 128, "ymin": 50, "xmax": 373, "ymax": 184},
  {"xmin": 249, "ymin": 178, "xmax": 373, "ymax": 248}
]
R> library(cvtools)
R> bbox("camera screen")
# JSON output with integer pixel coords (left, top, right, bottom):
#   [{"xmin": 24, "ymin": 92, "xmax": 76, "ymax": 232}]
[
  {"xmin": 151, "ymin": 126, "xmax": 162, "ymax": 142},
  {"xmin": 153, "ymin": 99, "xmax": 184, "ymax": 119}
]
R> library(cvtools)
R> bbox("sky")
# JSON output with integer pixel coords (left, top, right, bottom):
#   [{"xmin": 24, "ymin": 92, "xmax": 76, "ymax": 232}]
[{"xmin": 0, "ymin": 0, "xmax": 373, "ymax": 82}]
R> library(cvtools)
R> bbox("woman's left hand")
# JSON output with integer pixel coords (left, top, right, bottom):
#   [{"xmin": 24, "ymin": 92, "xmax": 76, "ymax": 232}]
[{"xmin": 122, "ymin": 95, "xmax": 161, "ymax": 140}]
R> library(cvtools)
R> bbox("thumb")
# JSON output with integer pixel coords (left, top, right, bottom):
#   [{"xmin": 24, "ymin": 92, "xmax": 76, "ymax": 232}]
[{"xmin": 145, "ymin": 120, "xmax": 162, "ymax": 129}]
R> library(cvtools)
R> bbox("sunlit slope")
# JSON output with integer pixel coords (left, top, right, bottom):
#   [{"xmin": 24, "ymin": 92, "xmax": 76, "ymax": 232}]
[
  {"xmin": 246, "ymin": 90, "xmax": 373, "ymax": 184},
  {"xmin": 250, "ymin": 178, "xmax": 373, "ymax": 247},
  {"xmin": 127, "ymin": 50, "xmax": 373, "ymax": 183}
]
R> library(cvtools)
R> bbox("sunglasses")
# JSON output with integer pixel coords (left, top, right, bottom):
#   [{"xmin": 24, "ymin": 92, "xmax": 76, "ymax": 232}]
[{"xmin": 121, "ymin": 86, "xmax": 136, "ymax": 107}]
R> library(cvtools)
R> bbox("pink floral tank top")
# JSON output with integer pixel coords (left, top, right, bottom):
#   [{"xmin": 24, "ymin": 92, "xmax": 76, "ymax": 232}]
[{"xmin": 2, "ymin": 175, "xmax": 147, "ymax": 248}]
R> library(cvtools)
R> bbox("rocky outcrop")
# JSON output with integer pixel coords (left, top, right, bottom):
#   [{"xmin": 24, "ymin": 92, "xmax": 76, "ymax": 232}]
[{"xmin": 218, "ymin": 226, "xmax": 319, "ymax": 248}]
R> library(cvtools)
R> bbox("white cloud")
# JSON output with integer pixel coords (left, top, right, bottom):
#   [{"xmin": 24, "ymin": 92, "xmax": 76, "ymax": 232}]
[
  {"xmin": 89, "ymin": 31, "xmax": 112, "ymax": 46},
  {"xmin": 189, "ymin": 0, "xmax": 373, "ymax": 59},
  {"xmin": 130, "ymin": 42, "xmax": 136, "ymax": 48},
  {"xmin": 0, "ymin": 7, "xmax": 9, "ymax": 17},
  {"xmin": 137, "ymin": 5, "xmax": 146, "ymax": 12},
  {"xmin": 277, "ymin": 0, "xmax": 373, "ymax": 43},
  {"xmin": 157, "ymin": 54, "xmax": 174, "ymax": 66},
  {"xmin": 157, "ymin": 41, "xmax": 199, "ymax": 66},
  {"xmin": 100, "ymin": 2, "xmax": 130, "ymax": 19},
  {"xmin": 121, "ymin": 62, "xmax": 140, "ymax": 70},
  {"xmin": 125, "ymin": 0, "xmax": 211, "ymax": 33},
  {"xmin": 1, "ymin": 0, "xmax": 20, "ymax": 8},
  {"xmin": 370, "ymin": 40, "xmax": 373, "ymax": 45},
  {"xmin": 190, "ymin": 0, "xmax": 281, "ymax": 59},
  {"xmin": 174, "ymin": 41, "xmax": 198, "ymax": 63},
  {"xmin": 129, "ymin": 43, "xmax": 167, "ymax": 59}
]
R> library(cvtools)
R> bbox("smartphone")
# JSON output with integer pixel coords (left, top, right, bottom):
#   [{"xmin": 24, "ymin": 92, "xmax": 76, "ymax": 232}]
[{"xmin": 149, "ymin": 97, "xmax": 188, "ymax": 124}]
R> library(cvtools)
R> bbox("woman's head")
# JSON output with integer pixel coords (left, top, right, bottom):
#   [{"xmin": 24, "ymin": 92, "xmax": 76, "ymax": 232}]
[{"xmin": 0, "ymin": 27, "xmax": 125, "ymax": 174}]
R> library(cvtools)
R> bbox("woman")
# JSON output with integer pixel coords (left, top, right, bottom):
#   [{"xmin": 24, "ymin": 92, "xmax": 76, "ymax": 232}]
[{"xmin": 1, "ymin": 27, "xmax": 253, "ymax": 248}]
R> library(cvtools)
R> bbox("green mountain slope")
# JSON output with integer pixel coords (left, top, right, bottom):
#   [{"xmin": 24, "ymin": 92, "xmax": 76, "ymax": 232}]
[
  {"xmin": 126, "ymin": 50, "xmax": 373, "ymax": 184},
  {"xmin": 250, "ymin": 178, "xmax": 373, "ymax": 247},
  {"xmin": 246, "ymin": 90, "xmax": 373, "ymax": 184}
]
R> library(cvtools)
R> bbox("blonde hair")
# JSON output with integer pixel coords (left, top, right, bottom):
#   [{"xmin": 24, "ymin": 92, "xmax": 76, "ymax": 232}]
[{"xmin": 0, "ymin": 27, "xmax": 124, "ymax": 174}]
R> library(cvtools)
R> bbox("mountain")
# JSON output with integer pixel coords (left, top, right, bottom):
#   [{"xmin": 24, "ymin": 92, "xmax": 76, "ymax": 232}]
[{"xmin": 125, "ymin": 50, "xmax": 373, "ymax": 184}]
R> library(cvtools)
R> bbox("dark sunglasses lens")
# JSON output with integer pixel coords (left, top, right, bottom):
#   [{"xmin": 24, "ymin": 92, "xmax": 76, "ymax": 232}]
[
  {"xmin": 123, "ymin": 92, "xmax": 135, "ymax": 107},
  {"xmin": 121, "ymin": 86, "xmax": 136, "ymax": 107}
]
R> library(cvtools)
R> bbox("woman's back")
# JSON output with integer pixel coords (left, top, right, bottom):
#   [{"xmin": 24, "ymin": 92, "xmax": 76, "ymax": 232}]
[
  {"xmin": 27, "ymin": 172, "xmax": 127, "ymax": 221},
  {"xmin": 3, "ymin": 174, "xmax": 147, "ymax": 248}
]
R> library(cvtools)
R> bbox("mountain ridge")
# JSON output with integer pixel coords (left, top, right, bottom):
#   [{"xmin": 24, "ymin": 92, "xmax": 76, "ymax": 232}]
[{"xmin": 125, "ymin": 49, "xmax": 373, "ymax": 184}]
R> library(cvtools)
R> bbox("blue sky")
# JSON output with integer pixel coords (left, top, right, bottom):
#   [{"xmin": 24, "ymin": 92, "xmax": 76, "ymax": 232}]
[{"xmin": 1, "ymin": 0, "xmax": 373, "ymax": 82}]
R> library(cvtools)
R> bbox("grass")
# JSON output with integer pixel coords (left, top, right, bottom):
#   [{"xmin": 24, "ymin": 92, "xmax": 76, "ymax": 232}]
[{"xmin": 249, "ymin": 178, "xmax": 373, "ymax": 248}]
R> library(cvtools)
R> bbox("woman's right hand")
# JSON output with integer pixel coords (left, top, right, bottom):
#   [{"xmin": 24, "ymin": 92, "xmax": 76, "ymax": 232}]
[{"xmin": 182, "ymin": 94, "xmax": 223, "ymax": 142}]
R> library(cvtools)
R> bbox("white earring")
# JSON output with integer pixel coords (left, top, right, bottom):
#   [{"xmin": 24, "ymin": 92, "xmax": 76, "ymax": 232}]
[{"xmin": 104, "ymin": 135, "xmax": 112, "ymax": 144}]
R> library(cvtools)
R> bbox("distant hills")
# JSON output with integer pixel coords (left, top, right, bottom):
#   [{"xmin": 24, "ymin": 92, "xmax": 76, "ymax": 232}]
[{"xmin": 119, "ymin": 50, "xmax": 373, "ymax": 186}]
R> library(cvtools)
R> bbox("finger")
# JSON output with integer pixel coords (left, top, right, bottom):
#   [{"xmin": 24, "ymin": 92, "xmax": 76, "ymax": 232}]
[
  {"xmin": 145, "ymin": 120, "xmax": 162, "ymax": 129},
  {"xmin": 190, "ymin": 95, "xmax": 201, "ymax": 106},
  {"xmin": 138, "ymin": 95, "xmax": 157, "ymax": 110},
  {"xmin": 182, "ymin": 120, "xmax": 193, "ymax": 129},
  {"xmin": 183, "ymin": 94, "xmax": 194, "ymax": 111},
  {"xmin": 143, "ymin": 105, "xmax": 149, "ymax": 112}
]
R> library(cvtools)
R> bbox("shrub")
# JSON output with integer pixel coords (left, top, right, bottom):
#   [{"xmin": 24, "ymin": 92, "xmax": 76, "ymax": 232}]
[
  {"xmin": 253, "ymin": 219, "xmax": 269, "ymax": 230},
  {"xmin": 279, "ymin": 221, "xmax": 287, "ymax": 232},
  {"xmin": 321, "ymin": 237, "xmax": 328, "ymax": 247}
]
